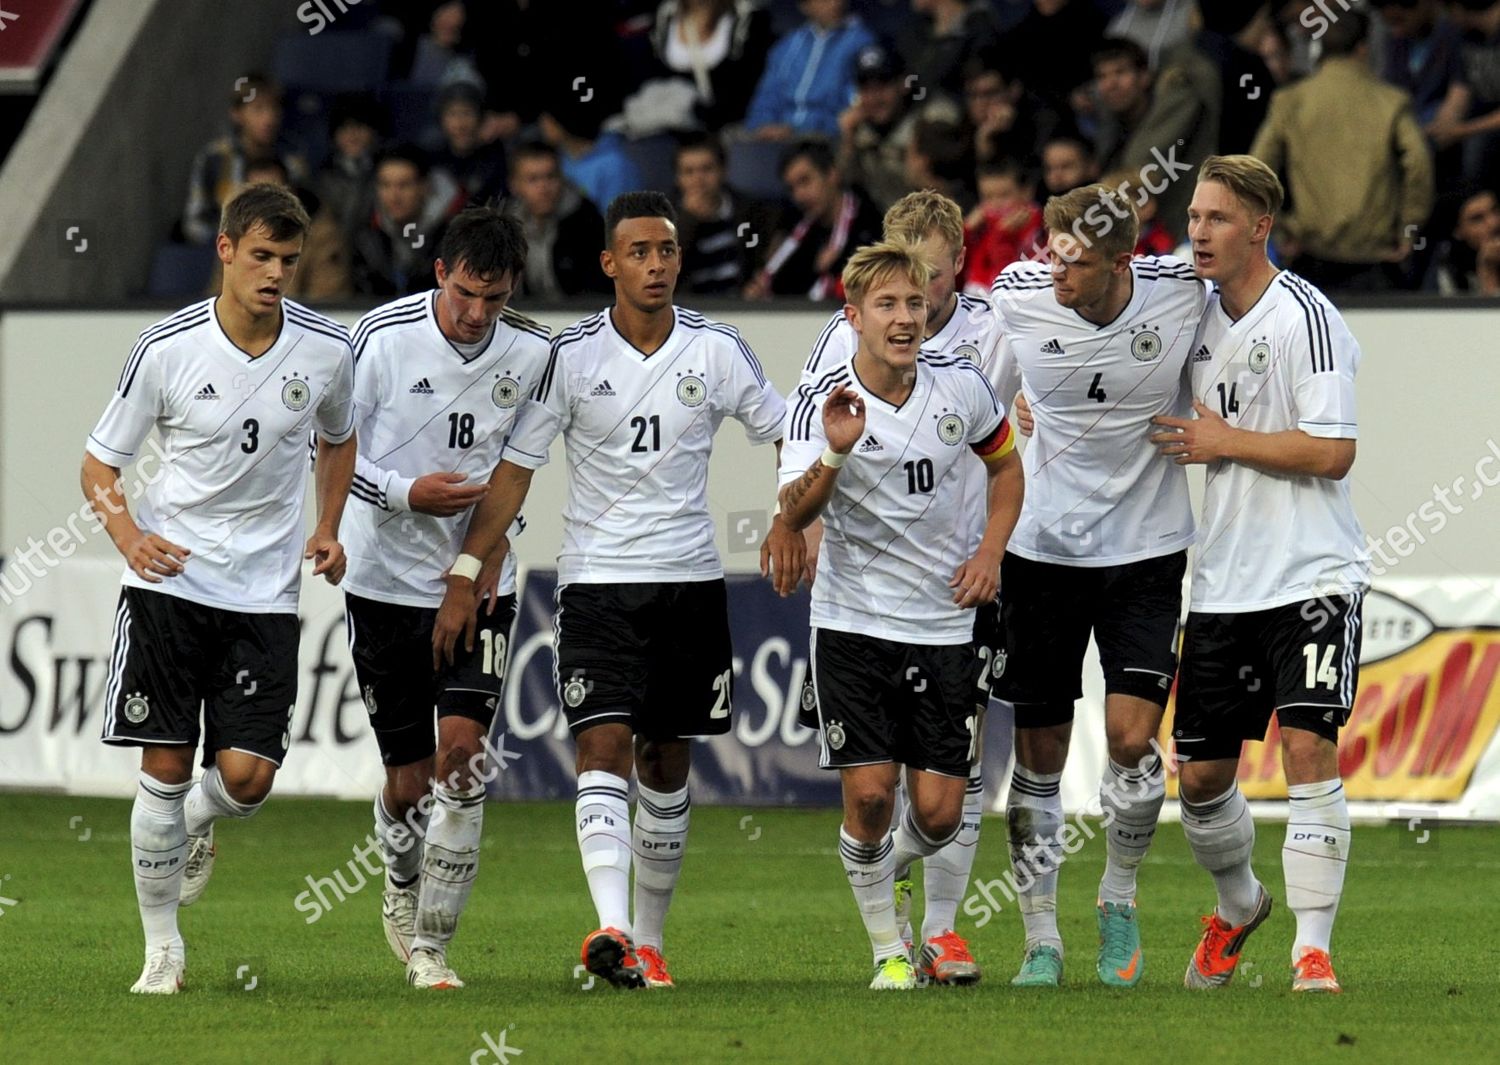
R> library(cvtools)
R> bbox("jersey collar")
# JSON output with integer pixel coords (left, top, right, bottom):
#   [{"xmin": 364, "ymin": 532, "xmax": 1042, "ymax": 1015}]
[
  {"xmin": 209, "ymin": 297, "xmax": 286, "ymax": 361},
  {"xmin": 427, "ymin": 291, "xmax": 497, "ymax": 364},
  {"xmin": 607, "ymin": 304, "xmax": 680, "ymax": 360}
]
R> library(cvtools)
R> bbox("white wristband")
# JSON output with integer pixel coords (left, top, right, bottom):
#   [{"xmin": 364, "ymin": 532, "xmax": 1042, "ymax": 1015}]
[
  {"xmin": 450, "ymin": 552, "xmax": 482, "ymax": 582},
  {"xmin": 821, "ymin": 447, "xmax": 848, "ymax": 469}
]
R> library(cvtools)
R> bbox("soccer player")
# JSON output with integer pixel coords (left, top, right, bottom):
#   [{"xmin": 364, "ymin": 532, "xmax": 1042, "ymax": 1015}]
[
  {"xmin": 82, "ymin": 184, "xmax": 356, "ymax": 994},
  {"xmin": 341, "ymin": 206, "xmax": 552, "ymax": 989},
  {"xmin": 431, "ymin": 191, "xmax": 796, "ymax": 989},
  {"xmin": 780, "ymin": 240, "xmax": 1023, "ymax": 990},
  {"xmin": 987, "ymin": 183, "xmax": 1206, "ymax": 988},
  {"xmin": 1151, "ymin": 155, "xmax": 1367, "ymax": 993},
  {"xmin": 797, "ymin": 190, "xmax": 1000, "ymax": 985}
]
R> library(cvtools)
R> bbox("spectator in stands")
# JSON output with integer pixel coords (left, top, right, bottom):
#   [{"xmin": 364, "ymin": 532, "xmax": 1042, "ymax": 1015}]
[
  {"xmin": 505, "ymin": 141, "xmax": 610, "ymax": 299},
  {"xmin": 1040, "ymin": 134, "xmax": 1099, "ymax": 196},
  {"xmin": 965, "ymin": 58, "xmax": 1049, "ymax": 171},
  {"xmin": 1183, "ymin": 0, "xmax": 1273, "ymax": 156},
  {"xmin": 317, "ymin": 96, "xmax": 383, "ymax": 242},
  {"xmin": 181, "ymin": 75, "xmax": 309, "ymax": 245},
  {"xmin": 1107, "ymin": 0, "xmax": 1197, "ymax": 69},
  {"xmin": 1258, "ymin": 14, "xmax": 1296, "ymax": 87},
  {"xmin": 537, "ymin": 100, "xmax": 646, "ymax": 217},
  {"xmin": 743, "ymin": 0, "xmax": 876, "ymax": 140},
  {"xmin": 1101, "ymin": 168, "xmax": 1178, "ymax": 257},
  {"xmin": 838, "ymin": 44, "xmax": 960, "ymax": 211},
  {"xmin": 631, "ymin": 0, "xmax": 774, "ymax": 132},
  {"xmin": 207, "ymin": 162, "xmax": 351, "ymax": 302},
  {"xmin": 349, "ymin": 146, "xmax": 448, "ymax": 297},
  {"xmin": 466, "ymin": 2, "xmax": 628, "ymax": 144},
  {"xmin": 1374, "ymin": 0, "xmax": 1467, "ymax": 197},
  {"xmin": 1434, "ymin": 186, "xmax": 1500, "ymax": 292},
  {"xmin": 1252, "ymin": 10, "xmax": 1435, "ymax": 291},
  {"xmin": 897, "ymin": 0, "xmax": 1002, "ymax": 103},
  {"xmin": 673, "ymin": 135, "xmax": 777, "ymax": 294},
  {"xmin": 744, "ymin": 139, "xmax": 883, "ymax": 298},
  {"xmin": 995, "ymin": 0, "xmax": 1109, "ymax": 117},
  {"xmin": 428, "ymin": 83, "xmax": 507, "ymax": 208},
  {"xmin": 904, "ymin": 117, "xmax": 976, "ymax": 209},
  {"xmin": 962, "ymin": 158, "xmax": 1043, "ymax": 294},
  {"xmin": 1429, "ymin": 0, "xmax": 1500, "ymax": 189},
  {"xmin": 406, "ymin": 0, "xmax": 483, "ymax": 87},
  {"xmin": 1091, "ymin": 37, "xmax": 1216, "ymax": 240}
]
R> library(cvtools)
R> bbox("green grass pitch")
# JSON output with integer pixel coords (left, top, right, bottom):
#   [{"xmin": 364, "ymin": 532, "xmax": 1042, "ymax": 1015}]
[{"xmin": 3, "ymin": 793, "xmax": 1496, "ymax": 1064}]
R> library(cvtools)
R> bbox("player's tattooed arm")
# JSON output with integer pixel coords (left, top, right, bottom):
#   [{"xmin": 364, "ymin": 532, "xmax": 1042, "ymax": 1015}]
[
  {"xmin": 761, "ymin": 440, "xmax": 808, "ymax": 597},
  {"xmin": 780, "ymin": 383, "xmax": 864, "ymax": 531}
]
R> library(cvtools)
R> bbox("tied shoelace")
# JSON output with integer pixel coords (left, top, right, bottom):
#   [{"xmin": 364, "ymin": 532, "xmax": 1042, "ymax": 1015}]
[
  {"xmin": 145, "ymin": 947, "xmax": 179, "ymax": 982},
  {"xmin": 1296, "ymin": 951, "xmax": 1335, "ymax": 982},
  {"xmin": 1197, "ymin": 914, "xmax": 1237, "ymax": 961},
  {"xmin": 636, "ymin": 946, "xmax": 667, "ymax": 976},
  {"xmin": 1101, "ymin": 910, "xmax": 1134, "ymax": 958}
]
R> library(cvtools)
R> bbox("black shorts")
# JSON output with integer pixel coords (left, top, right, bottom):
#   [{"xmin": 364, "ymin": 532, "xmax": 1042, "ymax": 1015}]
[
  {"xmin": 101, "ymin": 587, "xmax": 299, "ymax": 768},
  {"xmin": 1173, "ymin": 593, "xmax": 1364, "ymax": 762},
  {"xmin": 995, "ymin": 550, "xmax": 1186, "ymax": 727},
  {"xmin": 798, "ymin": 600, "xmax": 1002, "ymax": 734},
  {"xmin": 345, "ymin": 591, "xmax": 518, "ymax": 767},
  {"xmin": 555, "ymin": 580, "xmax": 733, "ymax": 740},
  {"xmin": 810, "ymin": 627, "xmax": 981, "ymax": 777}
]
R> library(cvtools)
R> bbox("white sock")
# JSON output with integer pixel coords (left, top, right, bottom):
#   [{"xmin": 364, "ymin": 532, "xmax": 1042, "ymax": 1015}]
[
  {"xmin": 576, "ymin": 770, "xmax": 632, "ymax": 934},
  {"xmin": 413, "ymin": 783, "xmax": 484, "ymax": 952},
  {"xmin": 374, "ymin": 790, "xmax": 427, "ymax": 888},
  {"xmin": 632, "ymin": 784, "xmax": 689, "ymax": 952},
  {"xmin": 1284, "ymin": 779, "xmax": 1349, "ymax": 959},
  {"xmin": 921, "ymin": 768, "xmax": 983, "ymax": 940},
  {"xmin": 1098, "ymin": 754, "xmax": 1166, "ymax": 905},
  {"xmin": 132, "ymin": 772, "xmax": 192, "ymax": 955},
  {"xmin": 891, "ymin": 778, "xmax": 910, "ymax": 878},
  {"xmin": 183, "ymin": 764, "xmax": 261, "ymax": 837},
  {"xmin": 1007, "ymin": 765, "xmax": 1064, "ymax": 950},
  {"xmin": 1180, "ymin": 783, "xmax": 1261, "ymax": 926},
  {"xmin": 839, "ymin": 827, "xmax": 905, "ymax": 965},
  {"xmin": 890, "ymin": 803, "xmax": 956, "ymax": 876}
]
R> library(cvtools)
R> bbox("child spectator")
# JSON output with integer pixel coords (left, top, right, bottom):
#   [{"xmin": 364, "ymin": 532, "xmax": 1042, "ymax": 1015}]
[{"xmin": 962, "ymin": 158, "xmax": 1043, "ymax": 294}]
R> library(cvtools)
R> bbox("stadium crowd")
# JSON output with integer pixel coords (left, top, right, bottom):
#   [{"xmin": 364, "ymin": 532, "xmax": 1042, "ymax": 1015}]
[{"xmin": 169, "ymin": 0, "xmax": 1500, "ymax": 299}]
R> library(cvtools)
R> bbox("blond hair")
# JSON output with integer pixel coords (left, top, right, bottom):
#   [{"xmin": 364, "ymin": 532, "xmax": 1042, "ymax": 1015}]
[
  {"xmin": 883, "ymin": 189, "xmax": 965, "ymax": 255},
  {"xmin": 1043, "ymin": 183, "xmax": 1138, "ymax": 260},
  {"xmin": 842, "ymin": 240, "xmax": 934, "ymax": 306},
  {"xmin": 1197, "ymin": 154, "xmax": 1284, "ymax": 219}
]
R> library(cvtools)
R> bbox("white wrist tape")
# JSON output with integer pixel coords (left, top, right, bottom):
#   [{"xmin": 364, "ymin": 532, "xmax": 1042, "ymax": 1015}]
[
  {"xmin": 450, "ymin": 553, "xmax": 482, "ymax": 582},
  {"xmin": 821, "ymin": 447, "xmax": 848, "ymax": 469}
]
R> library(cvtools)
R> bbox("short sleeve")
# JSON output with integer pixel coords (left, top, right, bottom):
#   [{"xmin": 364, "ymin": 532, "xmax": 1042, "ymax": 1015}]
[
  {"xmin": 960, "ymin": 364, "xmax": 1014, "ymax": 459},
  {"xmin": 315, "ymin": 344, "xmax": 356, "ymax": 443},
  {"xmin": 778, "ymin": 382, "xmax": 830, "ymax": 486},
  {"xmin": 1285, "ymin": 295, "xmax": 1359, "ymax": 440},
  {"xmin": 501, "ymin": 339, "xmax": 570, "ymax": 469},
  {"xmin": 800, "ymin": 312, "xmax": 857, "ymax": 384},
  {"xmin": 86, "ymin": 346, "xmax": 164, "ymax": 467},
  {"xmin": 721, "ymin": 331, "xmax": 786, "ymax": 445}
]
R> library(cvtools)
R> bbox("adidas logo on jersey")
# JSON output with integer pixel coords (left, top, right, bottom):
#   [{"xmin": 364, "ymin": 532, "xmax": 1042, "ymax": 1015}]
[
  {"xmin": 857, "ymin": 435, "xmax": 884, "ymax": 453},
  {"xmin": 1192, "ymin": 344, "xmax": 1212, "ymax": 363},
  {"xmin": 590, "ymin": 379, "xmax": 616, "ymax": 396},
  {"xmin": 409, "ymin": 378, "xmax": 435, "ymax": 394},
  {"xmin": 1040, "ymin": 338, "xmax": 1065, "ymax": 355},
  {"xmin": 194, "ymin": 383, "xmax": 219, "ymax": 400}
]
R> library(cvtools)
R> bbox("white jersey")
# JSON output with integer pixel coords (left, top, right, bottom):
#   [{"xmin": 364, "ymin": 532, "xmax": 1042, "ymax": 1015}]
[
  {"xmin": 781, "ymin": 354, "xmax": 1014, "ymax": 645},
  {"xmin": 502, "ymin": 306, "xmax": 787, "ymax": 584},
  {"xmin": 1187, "ymin": 272, "xmax": 1369, "ymax": 613},
  {"xmin": 990, "ymin": 255, "xmax": 1205, "ymax": 567},
  {"xmin": 85, "ymin": 298, "xmax": 355, "ymax": 613},
  {"xmin": 800, "ymin": 293, "xmax": 1001, "ymax": 555},
  {"xmin": 343, "ymin": 292, "xmax": 552, "ymax": 608}
]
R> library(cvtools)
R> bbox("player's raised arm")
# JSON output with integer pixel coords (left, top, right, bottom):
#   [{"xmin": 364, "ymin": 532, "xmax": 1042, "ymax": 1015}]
[{"xmin": 778, "ymin": 383, "xmax": 865, "ymax": 531}]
